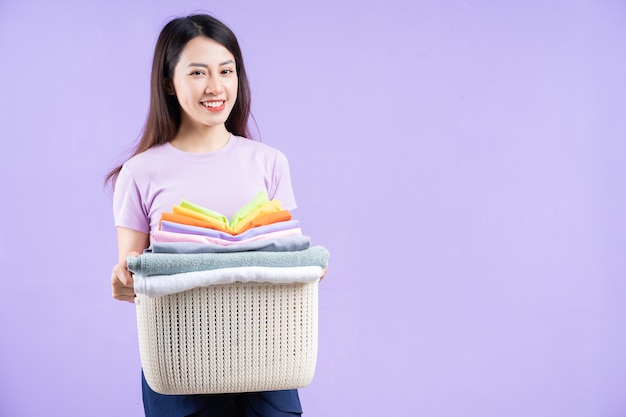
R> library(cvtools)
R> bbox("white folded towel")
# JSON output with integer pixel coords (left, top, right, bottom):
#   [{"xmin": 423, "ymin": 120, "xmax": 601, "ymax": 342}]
[{"xmin": 134, "ymin": 265, "xmax": 323, "ymax": 298}]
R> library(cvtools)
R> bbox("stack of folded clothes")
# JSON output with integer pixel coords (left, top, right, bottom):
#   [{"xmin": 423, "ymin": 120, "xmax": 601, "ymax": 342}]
[{"xmin": 127, "ymin": 190, "xmax": 329, "ymax": 298}]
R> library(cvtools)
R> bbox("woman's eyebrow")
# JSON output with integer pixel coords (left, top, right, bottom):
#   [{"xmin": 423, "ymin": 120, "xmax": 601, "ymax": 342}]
[{"xmin": 187, "ymin": 60, "xmax": 235, "ymax": 68}]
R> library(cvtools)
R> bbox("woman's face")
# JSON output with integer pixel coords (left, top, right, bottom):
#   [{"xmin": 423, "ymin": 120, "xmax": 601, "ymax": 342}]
[{"xmin": 171, "ymin": 36, "xmax": 238, "ymax": 131}]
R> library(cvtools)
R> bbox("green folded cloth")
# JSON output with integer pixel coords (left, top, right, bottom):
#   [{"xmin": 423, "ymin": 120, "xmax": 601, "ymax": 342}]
[{"xmin": 179, "ymin": 189, "xmax": 269, "ymax": 229}]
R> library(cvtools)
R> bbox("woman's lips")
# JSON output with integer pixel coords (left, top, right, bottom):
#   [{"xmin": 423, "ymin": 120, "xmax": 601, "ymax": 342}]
[{"xmin": 201, "ymin": 100, "xmax": 226, "ymax": 112}]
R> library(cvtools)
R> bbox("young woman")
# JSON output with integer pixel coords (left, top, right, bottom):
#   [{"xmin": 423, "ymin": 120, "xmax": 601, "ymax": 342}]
[{"xmin": 107, "ymin": 14, "xmax": 308, "ymax": 417}]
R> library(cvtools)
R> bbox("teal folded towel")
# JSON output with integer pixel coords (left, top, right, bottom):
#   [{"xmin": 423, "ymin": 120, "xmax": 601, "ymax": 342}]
[{"xmin": 127, "ymin": 245, "xmax": 329, "ymax": 277}]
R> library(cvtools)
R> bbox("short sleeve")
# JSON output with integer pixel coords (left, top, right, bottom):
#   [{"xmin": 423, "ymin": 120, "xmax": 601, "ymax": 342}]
[
  {"xmin": 270, "ymin": 150, "xmax": 297, "ymax": 211},
  {"xmin": 112, "ymin": 165, "xmax": 150, "ymax": 233}
]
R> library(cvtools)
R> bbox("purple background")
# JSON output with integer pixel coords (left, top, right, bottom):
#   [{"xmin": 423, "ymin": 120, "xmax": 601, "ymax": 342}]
[{"xmin": 1, "ymin": 1, "xmax": 625, "ymax": 416}]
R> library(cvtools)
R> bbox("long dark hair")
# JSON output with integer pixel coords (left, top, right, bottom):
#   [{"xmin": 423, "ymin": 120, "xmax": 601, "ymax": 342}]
[{"xmin": 106, "ymin": 14, "xmax": 252, "ymax": 185}]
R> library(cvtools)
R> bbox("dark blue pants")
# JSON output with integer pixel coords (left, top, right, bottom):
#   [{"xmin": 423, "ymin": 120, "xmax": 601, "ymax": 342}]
[{"xmin": 142, "ymin": 372, "xmax": 303, "ymax": 417}]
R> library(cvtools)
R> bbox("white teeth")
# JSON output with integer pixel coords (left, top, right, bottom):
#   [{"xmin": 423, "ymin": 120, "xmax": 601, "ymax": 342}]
[{"xmin": 202, "ymin": 101, "xmax": 224, "ymax": 108}]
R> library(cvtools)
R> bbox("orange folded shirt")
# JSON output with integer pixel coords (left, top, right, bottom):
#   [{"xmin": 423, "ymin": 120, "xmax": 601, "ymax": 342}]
[
  {"xmin": 160, "ymin": 208, "xmax": 292, "ymax": 235},
  {"xmin": 159, "ymin": 212, "xmax": 229, "ymax": 232},
  {"xmin": 233, "ymin": 210, "xmax": 292, "ymax": 235},
  {"xmin": 168, "ymin": 206, "xmax": 232, "ymax": 234}
]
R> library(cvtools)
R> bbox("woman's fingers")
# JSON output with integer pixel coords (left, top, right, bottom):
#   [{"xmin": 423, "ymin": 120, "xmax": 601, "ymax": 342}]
[
  {"xmin": 112, "ymin": 263, "xmax": 133, "ymax": 287},
  {"xmin": 111, "ymin": 262, "xmax": 136, "ymax": 302}
]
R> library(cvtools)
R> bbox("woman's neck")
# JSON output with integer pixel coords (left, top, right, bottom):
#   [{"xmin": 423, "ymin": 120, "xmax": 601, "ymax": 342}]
[{"xmin": 170, "ymin": 123, "xmax": 231, "ymax": 153}]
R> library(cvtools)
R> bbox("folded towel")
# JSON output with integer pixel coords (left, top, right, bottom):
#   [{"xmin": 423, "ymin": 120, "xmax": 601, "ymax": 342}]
[
  {"xmin": 127, "ymin": 245, "xmax": 330, "ymax": 277},
  {"xmin": 134, "ymin": 265, "xmax": 323, "ymax": 298},
  {"xmin": 148, "ymin": 235, "xmax": 311, "ymax": 254}
]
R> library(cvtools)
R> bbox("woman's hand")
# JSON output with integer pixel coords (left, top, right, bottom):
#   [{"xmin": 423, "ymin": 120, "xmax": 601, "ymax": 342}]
[
  {"xmin": 112, "ymin": 227, "xmax": 150, "ymax": 303},
  {"xmin": 111, "ymin": 252, "xmax": 141, "ymax": 303}
]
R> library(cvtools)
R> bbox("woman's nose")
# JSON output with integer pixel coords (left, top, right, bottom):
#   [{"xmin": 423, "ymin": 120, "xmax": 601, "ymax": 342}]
[{"xmin": 205, "ymin": 76, "xmax": 224, "ymax": 94}]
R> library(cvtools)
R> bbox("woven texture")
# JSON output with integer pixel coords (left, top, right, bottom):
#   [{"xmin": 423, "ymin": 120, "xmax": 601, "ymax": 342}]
[{"xmin": 136, "ymin": 281, "xmax": 318, "ymax": 395}]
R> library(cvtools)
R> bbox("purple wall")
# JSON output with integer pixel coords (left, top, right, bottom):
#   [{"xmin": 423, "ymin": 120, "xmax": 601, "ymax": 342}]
[{"xmin": 1, "ymin": 1, "xmax": 625, "ymax": 416}]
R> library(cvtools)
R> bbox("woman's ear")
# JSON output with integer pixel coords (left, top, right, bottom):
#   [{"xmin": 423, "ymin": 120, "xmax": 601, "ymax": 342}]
[{"xmin": 163, "ymin": 78, "xmax": 175, "ymax": 95}]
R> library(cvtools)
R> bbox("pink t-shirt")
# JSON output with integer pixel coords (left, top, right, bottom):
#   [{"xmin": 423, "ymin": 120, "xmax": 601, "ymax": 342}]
[{"xmin": 113, "ymin": 135, "xmax": 297, "ymax": 234}]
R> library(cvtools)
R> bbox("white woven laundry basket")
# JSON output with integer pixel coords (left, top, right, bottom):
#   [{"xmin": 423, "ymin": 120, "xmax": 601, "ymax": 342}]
[{"xmin": 135, "ymin": 280, "xmax": 319, "ymax": 395}]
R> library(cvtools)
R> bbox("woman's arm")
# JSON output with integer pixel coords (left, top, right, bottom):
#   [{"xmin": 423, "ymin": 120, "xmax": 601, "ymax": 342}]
[{"xmin": 111, "ymin": 227, "xmax": 150, "ymax": 303}]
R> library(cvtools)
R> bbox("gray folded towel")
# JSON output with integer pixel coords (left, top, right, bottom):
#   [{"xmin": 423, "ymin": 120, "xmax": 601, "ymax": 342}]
[{"xmin": 127, "ymin": 245, "xmax": 329, "ymax": 277}]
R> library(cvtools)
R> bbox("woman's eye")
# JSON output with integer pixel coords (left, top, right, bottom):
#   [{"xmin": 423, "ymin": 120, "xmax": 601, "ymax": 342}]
[
  {"xmin": 222, "ymin": 69, "xmax": 234, "ymax": 75},
  {"xmin": 190, "ymin": 71, "xmax": 204, "ymax": 76}
]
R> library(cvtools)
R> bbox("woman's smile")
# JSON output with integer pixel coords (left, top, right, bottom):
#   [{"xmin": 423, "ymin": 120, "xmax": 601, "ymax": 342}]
[{"xmin": 201, "ymin": 100, "xmax": 226, "ymax": 111}]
